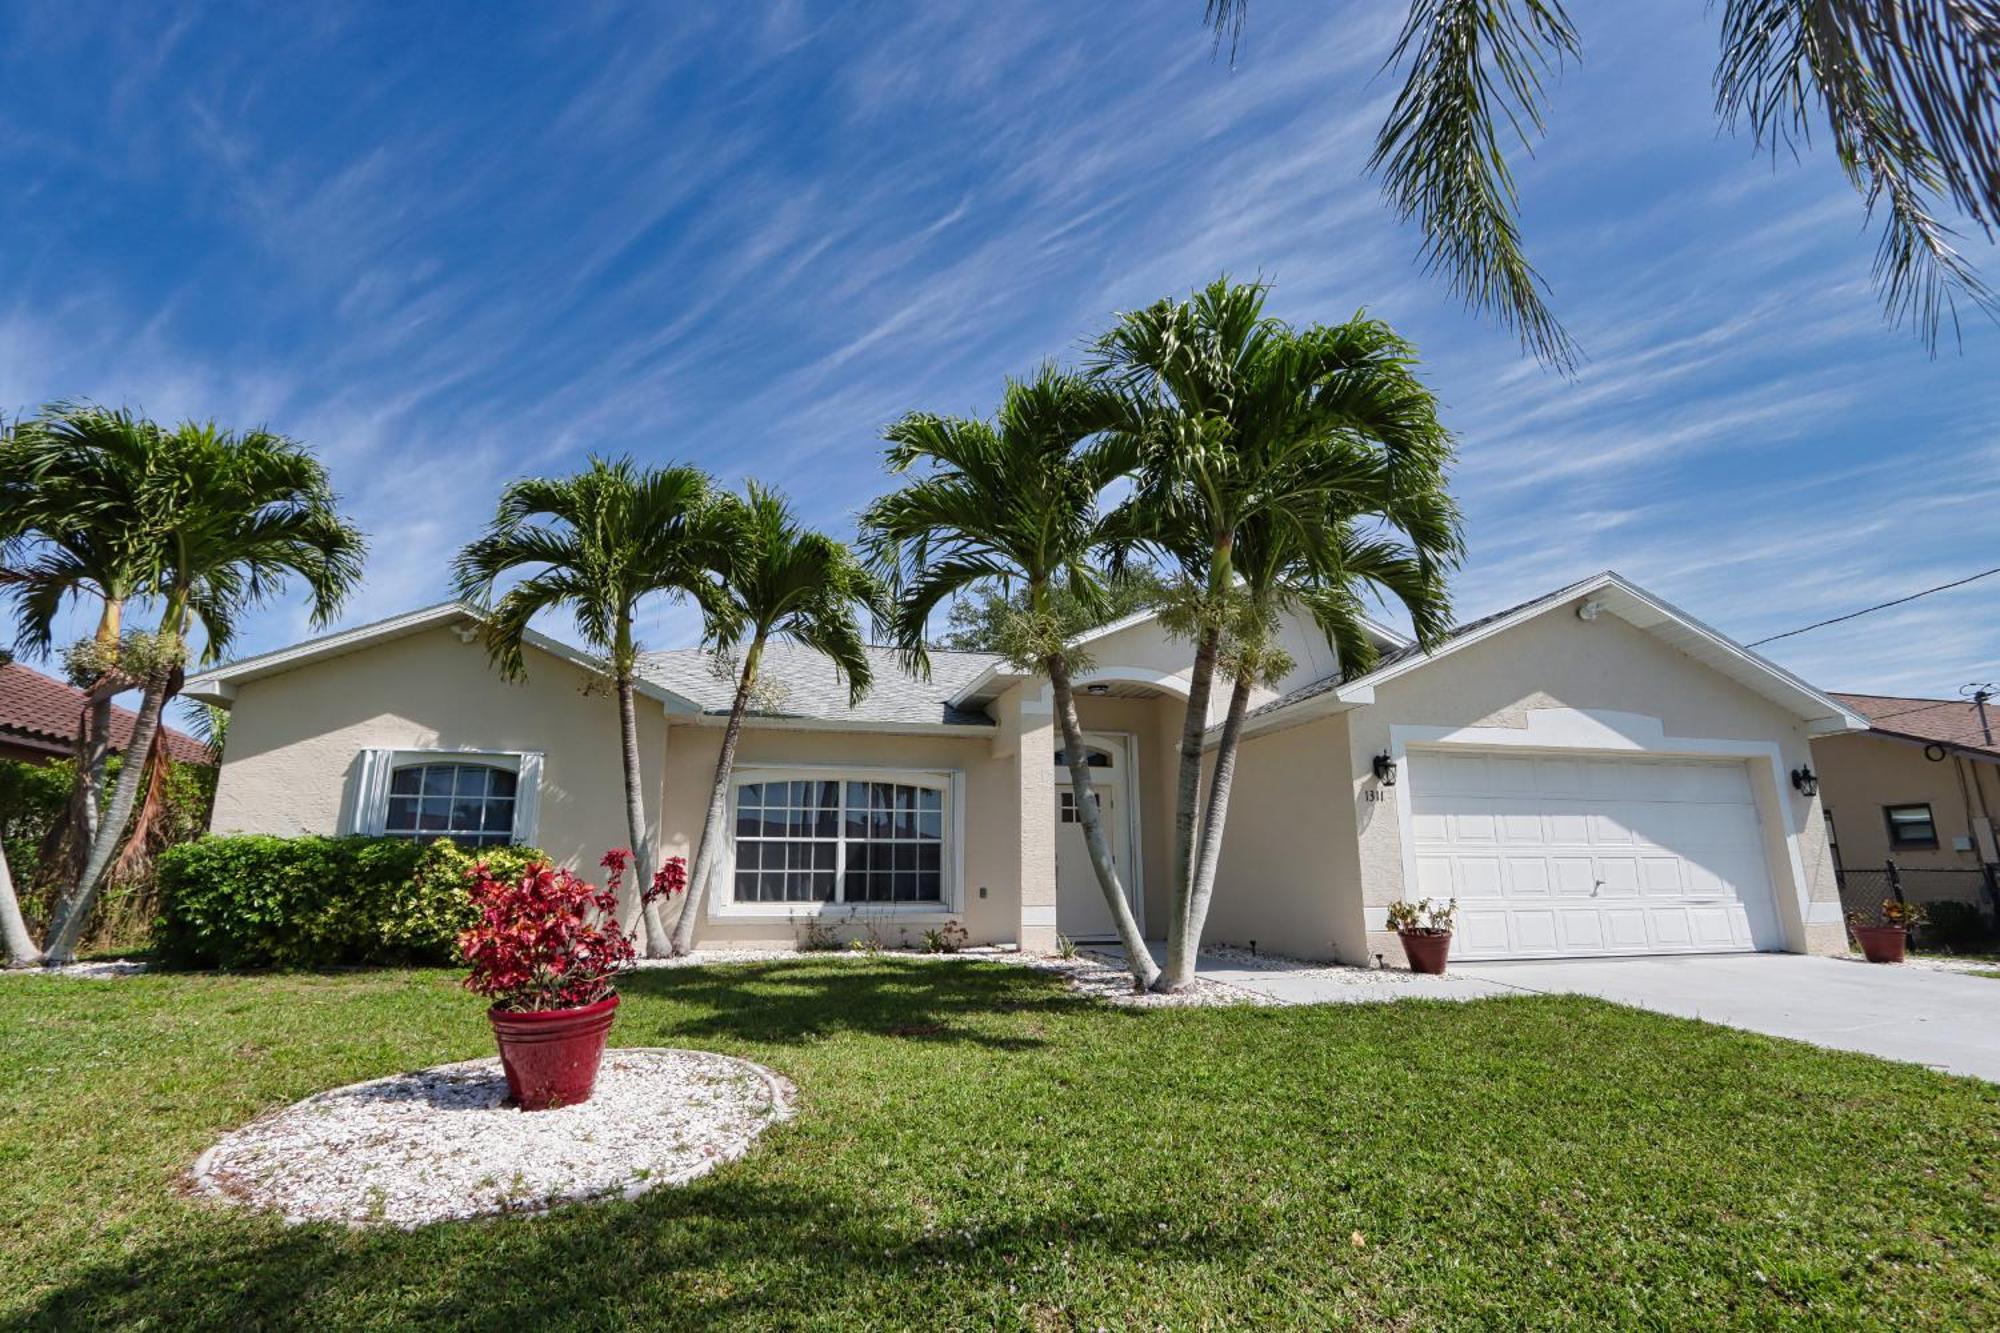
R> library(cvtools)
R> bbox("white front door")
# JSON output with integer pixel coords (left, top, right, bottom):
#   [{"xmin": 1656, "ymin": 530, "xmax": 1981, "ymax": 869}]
[
  {"xmin": 1406, "ymin": 750, "xmax": 1784, "ymax": 960},
  {"xmin": 1055, "ymin": 732, "xmax": 1136, "ymax": 941}
]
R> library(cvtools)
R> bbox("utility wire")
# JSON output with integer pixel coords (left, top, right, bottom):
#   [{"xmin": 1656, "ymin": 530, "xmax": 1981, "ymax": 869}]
[{"xmin": 1746, "ymin": 565, "xmax": 2000, "ymax": 648}]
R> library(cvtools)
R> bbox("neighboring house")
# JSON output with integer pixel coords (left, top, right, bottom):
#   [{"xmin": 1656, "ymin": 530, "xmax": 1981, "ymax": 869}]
[
  {"xmin": 184, "ymin": 570, "xmax": 1866, "ymax": 965},
  {"xmin": 0, "ymin": 660, "xmax": 213, "ymax": 767},
  {"xmin": 1811, "ymin": 691, "xmax": 2000, "ymax": 884}
]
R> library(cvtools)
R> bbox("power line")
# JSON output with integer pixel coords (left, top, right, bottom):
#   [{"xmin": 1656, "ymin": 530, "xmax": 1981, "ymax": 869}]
[{"xmin": 1746, "ymin": 564, "xmax": 2000, "ymax": 648}]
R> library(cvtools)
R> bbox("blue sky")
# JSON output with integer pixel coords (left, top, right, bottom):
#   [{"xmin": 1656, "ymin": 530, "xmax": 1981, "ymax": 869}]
[{"xmin": 3, "ymin": 1, "xmax": 1995, "ymax": 700}]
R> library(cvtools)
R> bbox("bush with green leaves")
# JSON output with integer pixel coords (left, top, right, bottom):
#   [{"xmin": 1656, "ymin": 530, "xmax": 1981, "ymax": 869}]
[{"xmin": 154, "ymin": 835, "xmax": 547, "ymax": 969}]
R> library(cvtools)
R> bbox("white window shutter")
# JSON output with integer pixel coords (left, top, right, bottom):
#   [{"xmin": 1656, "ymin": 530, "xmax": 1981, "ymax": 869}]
[
  {"xmin": 513, "ymin": 752, "xmax": 545, "ymax": 847},
  {"xmin": 345, "ymin": 749, "xmax": 395, "ymax": 835}
]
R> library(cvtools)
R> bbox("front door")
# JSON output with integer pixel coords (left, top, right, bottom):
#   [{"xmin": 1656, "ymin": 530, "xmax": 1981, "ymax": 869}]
[{"xmin": 1055, "ymin": 732, "xmax": 1136, "ymax": 941}]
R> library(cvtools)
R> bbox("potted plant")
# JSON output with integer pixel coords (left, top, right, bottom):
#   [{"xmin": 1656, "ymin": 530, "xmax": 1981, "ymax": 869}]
[
  {"xmin": 1847, "ymin": 897, "xmax": 1927, "ymax": 964},
  {"xmin": 1386, "ymin": 897, "xmax": 1458, "ymax": 975},
  {"xmin": 458, "ymin": 849, "xmax": 686, "ymax": 1110}
]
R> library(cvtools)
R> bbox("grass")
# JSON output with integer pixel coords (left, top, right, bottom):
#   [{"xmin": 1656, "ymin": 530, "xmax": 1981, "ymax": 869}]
[{"xmin": 2, "ymin": 960, "xmax": 1995, "ymax": 1330}]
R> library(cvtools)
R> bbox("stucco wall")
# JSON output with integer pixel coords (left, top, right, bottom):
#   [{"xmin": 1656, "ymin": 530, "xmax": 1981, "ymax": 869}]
[
  {"xmin": 1811, "ymin": 731, "xmax": 2000, "ymax": 870},
  {"xmin": 655, "ymin": 718, "xmax": 1026, "ymax": 949},
  {"xmin": 209, "ymin": 626, "xmax": 665, "ymax": 874},
  {"xmin": 1205, "ymin": 710, "xmax": 1359, "ymax": 961},
  {"xmin": 1338, "ymin": 603, "xmax": 1844, "ymax": 963},
  {"xmin": 1080, "ymin": 610, "xmax": 1345, "ymax": 724}
]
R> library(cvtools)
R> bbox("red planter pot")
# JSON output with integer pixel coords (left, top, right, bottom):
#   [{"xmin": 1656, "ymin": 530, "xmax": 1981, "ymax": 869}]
[
  {"xmin": 1851, "ymin": 924, "xmax": 1908, "ymax": 965},
  {"xmin": 1398, "ymin": 930, "xmax": 1452, "ymax": 975},
  {"xmin": 488, "ymin": 994, "xmax": 619, "ymax": 1110}
]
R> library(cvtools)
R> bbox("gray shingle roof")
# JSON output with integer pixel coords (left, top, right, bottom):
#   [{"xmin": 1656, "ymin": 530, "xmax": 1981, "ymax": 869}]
[{"xmin": 637, "ymin": 642, "xmax": 1004, "ymax": 728}]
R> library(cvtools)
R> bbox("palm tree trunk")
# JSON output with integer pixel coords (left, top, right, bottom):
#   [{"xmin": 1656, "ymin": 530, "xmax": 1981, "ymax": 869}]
[
  {"xmin": 1170, "ymin": 668, "xmax": 1252, "ymax": 987},
  {"xmin": 672, "ymin": 637, "xmax": 764, "ymax": 956},
  {"xmin": 1160, "ymin": 622, "xmax": 1221, "ymax": 991},
  {"xmin": 1049, "ymin": 653, "xmax": 1158, "ymax": 990},
  {"xmin": 44, "ymin": 673, "xmax": 167, "ymax": 964},
  {"xmin": 0, "ymin": 834, "xmax": 40, "ymax": 968},
  {"xmin": 614, "ymin": 669, "xmax": 664, "ymax": 953},
  {"xmin": 67, "ymin": 695, "xmax": 111, "ymax": 884}
]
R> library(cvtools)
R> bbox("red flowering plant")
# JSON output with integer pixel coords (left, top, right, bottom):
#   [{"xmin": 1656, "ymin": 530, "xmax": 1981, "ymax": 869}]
[{"xmin": 458, "ymin": 849, "xmax": 688, "ymax": 1013}]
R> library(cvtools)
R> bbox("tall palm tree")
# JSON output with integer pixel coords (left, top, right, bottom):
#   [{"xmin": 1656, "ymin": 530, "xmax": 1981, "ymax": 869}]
[
  {"xmin": 0, "ymin": 405, "xmax": 162, "ymax": 889},
  {"xmin": 1202, "ymin": 1, "xmax": 1998, "ymax": 365},
  {"xmin": 669, "ymin": 483, "xmax": 883, "ymax": 954},
  {"xmin": 863, "ymin": 365, "xmax": 1161, "ymax": 990},
  {"xmin": 40, "ymin": 420, "xmax": 366, "ymax": 963},
  {"xmin": 1094, "ymin": 276, "xmax": 1461, "ymax": 990},
  {"xmin": 454, "ymin": 458, "xmax": 736, "ymax": 955}
]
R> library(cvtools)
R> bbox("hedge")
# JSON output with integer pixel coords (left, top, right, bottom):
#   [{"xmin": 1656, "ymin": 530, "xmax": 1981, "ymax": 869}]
[{"xmin": 154, "ymin": 835, "xmax": 548, "ymax": 969}]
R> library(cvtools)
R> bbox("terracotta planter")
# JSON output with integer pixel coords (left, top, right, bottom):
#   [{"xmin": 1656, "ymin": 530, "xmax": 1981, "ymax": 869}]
[
  {"xmin": 487, "ymin": 994, "xmax": 619, "ymax": 1110},
  {"xmin": 1851, "ymin": 924, "xmax": 1908, "ymax": 965},
  {"xmin": 1398, "ymin": 929, "xmax": 1452, "ymax": 975}
]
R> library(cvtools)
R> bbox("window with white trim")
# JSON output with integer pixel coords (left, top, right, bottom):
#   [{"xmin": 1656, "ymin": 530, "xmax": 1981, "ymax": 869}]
[
  {"xmin": 347, "ymin": 748, "xmax": 542, "ymax": 846},
  {"xmin": 732, "ymin": 775, "xmax": 947, "ymax": 906},
  {"xmin": 385, "ymin": 762, "xmax": 518, "ymax": 847}
]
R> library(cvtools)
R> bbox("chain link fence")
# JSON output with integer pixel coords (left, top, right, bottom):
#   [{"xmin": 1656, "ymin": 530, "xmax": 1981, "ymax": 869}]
[{"xmin": 1836, "ymin": 860, "xmax": 2000, "ymax": 952}]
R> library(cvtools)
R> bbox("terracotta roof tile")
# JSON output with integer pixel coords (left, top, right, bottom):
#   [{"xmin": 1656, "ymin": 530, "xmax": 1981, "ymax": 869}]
[{"xmin": 0, "ymin": 661, "xmax": 215, "ymax": 765}]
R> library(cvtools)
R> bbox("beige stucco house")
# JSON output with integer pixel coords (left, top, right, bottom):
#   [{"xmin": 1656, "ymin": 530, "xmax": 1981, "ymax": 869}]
[
  {"xmin": 185, "ymin": 571, "xmax": 1868, "ymax": 965},
  {"xmin": 1810, "ymin": 692, "xmax": 2000, "ymax": 914}
]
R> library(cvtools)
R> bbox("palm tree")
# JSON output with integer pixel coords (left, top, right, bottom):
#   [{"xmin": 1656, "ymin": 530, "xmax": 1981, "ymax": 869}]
[
  {"xmin": 0, "ymin": 405, "xmax": 161, "ymax": 890},
  {"xmin": 1201, "ymin": 1, "xmax": 1998, "ymax": 365},
  {"xmin": 669, "ymin": 483, "xmax": 883, "ymax": 954},
  {"xmin": 454, "ymin": 458, "xmax": 736, "ymax": 955},
  {"xmin": 40, "ymin": 420, "xmax": 366, "ymax": 964},
  {"xmin": 1093, "ymin": 276, "xmax": 1461, "ymax": 990},
  {"xmin": 863, "ymin": 365, "xmax": 1161, "ymax": 990}
]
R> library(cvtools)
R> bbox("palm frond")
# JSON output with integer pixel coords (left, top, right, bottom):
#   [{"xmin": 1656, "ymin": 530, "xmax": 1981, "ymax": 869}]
[
  {"xmin": 1370, "ymin": 0, "xmax": 1582, "ymax": 373},
  {"xmin": 1715, "ymin": 0, "xmax": 1999, "ymax": 350}
]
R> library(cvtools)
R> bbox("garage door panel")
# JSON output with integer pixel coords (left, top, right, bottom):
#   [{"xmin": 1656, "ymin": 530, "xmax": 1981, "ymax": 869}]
[{"xmin": 1404, "ymin": 750, "xmax": 1782, "ymax": 960}]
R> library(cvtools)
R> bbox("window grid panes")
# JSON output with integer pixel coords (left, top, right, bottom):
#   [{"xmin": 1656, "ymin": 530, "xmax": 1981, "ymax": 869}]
[
  {"xmin": 385, "ymin": 763, "xmax": 517, "ymax": 847},
  {"xmin": 733, "ymin": 778, "xmax": 944, "ymax": 905}
]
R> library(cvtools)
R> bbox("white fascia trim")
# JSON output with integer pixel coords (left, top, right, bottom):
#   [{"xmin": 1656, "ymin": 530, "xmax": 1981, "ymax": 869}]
[
  {"xmin": 946, "ymin": 662, "xmax": 1034, "ymax": 708},
  {"xmin": 183, "ymin": 601, "xmax": 700, "ymax": 712}
]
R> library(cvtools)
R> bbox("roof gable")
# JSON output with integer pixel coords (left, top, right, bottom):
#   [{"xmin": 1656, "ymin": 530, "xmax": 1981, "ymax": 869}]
[{"xmin": 1240, "ymin": 571, "xmax": 1868, "ymax": 738}]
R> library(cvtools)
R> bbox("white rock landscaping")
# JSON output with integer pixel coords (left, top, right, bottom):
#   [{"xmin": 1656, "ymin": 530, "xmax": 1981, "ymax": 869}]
[{"xmin": 190, "ymin": 1047, "xmax": 793, "ymax": 1229}]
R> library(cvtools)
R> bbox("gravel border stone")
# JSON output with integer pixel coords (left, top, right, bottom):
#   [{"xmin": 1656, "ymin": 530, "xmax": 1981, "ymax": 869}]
[{"xmin": 190, "ymin": 1047, "xmax": 794, "ymax": 1229}]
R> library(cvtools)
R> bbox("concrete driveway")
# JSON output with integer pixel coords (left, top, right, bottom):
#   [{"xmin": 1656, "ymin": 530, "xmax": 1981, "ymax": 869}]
[{"xmin": 1452, "ymin": 954, "xmax": 2000, "ymax": 1082}]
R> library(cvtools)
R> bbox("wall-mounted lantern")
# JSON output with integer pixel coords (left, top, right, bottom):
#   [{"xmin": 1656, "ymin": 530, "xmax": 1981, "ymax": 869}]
[
  {"xmin": 1790, "ymin": 765, "xmax": 1818, "ymax": 797},
  {"xmin": 1372, "ymin": 752, "xmax": 1398, "ymax": 786}
]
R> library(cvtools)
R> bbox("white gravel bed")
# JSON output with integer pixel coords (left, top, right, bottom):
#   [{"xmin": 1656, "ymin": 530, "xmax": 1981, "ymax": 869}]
[
  {"xmin": 190, "ymin": 1047, "xmax": 793, "ymax": 1229},
  {"xmin": 1021, "ymin": 950, "xmax": 1274, "ymax": 1007},
  {"xmin": 634, "ymin": 943, "xmax": 1023, "ymax": 969},
  {"xmin": 3, "ymin": 958, "xmax": 152, "ymax": 978}
]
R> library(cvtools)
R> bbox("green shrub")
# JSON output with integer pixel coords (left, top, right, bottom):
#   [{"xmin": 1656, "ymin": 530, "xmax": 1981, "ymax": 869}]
[{"xmin": 154, "ymin": 835, "xmax": 548, "ymax": 970}]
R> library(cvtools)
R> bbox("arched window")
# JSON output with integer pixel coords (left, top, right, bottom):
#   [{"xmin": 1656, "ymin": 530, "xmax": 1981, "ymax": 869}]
[
  {"xmin": 384, "ymin": 762, "xmax": 518, "ymax": 847},
  {"xmin": 1053, "ymin": 747, "xmax": 1114, "ymax": 769}
]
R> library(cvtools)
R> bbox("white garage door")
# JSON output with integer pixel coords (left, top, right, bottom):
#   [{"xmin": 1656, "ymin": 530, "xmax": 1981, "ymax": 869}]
[{"xmin": 1405, "ymin": 750, "xmax": 1783, "ymax": 960}]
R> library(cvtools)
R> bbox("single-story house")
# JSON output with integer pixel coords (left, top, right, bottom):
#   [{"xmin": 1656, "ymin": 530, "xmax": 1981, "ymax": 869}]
[
  {"xmin": 184, "ymin": 570, "xmax": 1866, "ymax": 965},
  {"xmin": 1810, "ymin": 692, "xmax": 1999, "ymax": 920},
  {"xmin": 0, "ymin": 660, "xmax": 212, "ymax": 767}
]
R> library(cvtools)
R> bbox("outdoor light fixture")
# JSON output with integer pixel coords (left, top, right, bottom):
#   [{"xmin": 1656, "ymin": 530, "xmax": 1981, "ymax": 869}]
[
  {"xmin": 1372, "ymin": 752, "xmax": 1398, "ymax": 786},
  {"xmin": 1576, "ymin": 599, "xmax": 1603, "ymax": 621},
  {"xmin": 1790, "ymin": 765, "xmax": 1818, "ymax": 797},
  {"xmin": 1084, "ymin": 682, "xmax": 1111, "ymax": 696}
]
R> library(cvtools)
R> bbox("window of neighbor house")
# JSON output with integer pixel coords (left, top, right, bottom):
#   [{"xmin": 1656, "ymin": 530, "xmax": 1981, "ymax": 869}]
[
  {"xmin": 731, "ymin": 776, "xmax": 946, "ymax": 906},
  {"xmin": 385, "ymin": 762, "xmax": 518, "ymax": 847},
  {"xmin": 1883, "ymin": 803, "xmax": 1939, "ymax": 850}
]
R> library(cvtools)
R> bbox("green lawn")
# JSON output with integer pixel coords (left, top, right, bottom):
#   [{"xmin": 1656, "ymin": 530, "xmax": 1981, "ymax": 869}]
[{"xmin": 2, "ymin": 961, "xmax": 1994, "ymax": 1330}]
